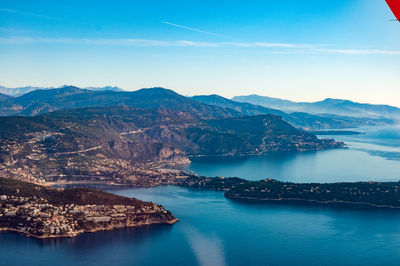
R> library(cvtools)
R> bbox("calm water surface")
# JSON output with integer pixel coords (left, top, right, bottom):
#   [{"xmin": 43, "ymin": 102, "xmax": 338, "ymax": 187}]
[
  {"xmin": 187, "ymin": 126, "xmax": 400, "ymax": 182},
  {"xmin": 2, "ymin": 126, "xmax": 400, "ymax": 266}
]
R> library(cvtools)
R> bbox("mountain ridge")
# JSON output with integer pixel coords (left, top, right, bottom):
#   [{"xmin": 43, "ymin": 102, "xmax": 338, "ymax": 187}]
[
  {"xmin": 0, "ymin": 86, "xmax": 241, "ymax": 119},
  {"xmin": 0, "ymin": 105, "xmax": 343, "ymax": 185},
  {"xmin": 232, "ymin": 94, "xmax": 400, "ymax": 119},
  {"xmin": 193, "ymin": 94, "xmax": 394, "ymax": 130},
  {"xmin": 0, "ymin": 85, "xmax": 123, "ymax": 97},
  {"xmin": 0, "ymin": 86, "xmax": 395, "ymax": 130}
]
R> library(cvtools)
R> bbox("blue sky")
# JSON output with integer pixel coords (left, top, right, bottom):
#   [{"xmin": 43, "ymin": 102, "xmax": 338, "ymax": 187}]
[{"xmin": 0, "ymin": 0, "xmax": 399, "ymax": 106}]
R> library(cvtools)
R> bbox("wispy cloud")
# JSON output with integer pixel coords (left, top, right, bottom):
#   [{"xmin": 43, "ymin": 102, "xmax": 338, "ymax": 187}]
[
  {"xmin": 0, "ymin": 7, "xmax": 54, "ymax": 19},
  {"xmin": 0, "ymin": 37, "xmax": 219, "ymax": 47},
  {"xmin": 0, "ymin": 36, "xmax": 399, "ymax": 55},
  {"xmin": 161, "ymin": 21, "xmax": 230, "ymax": 39},
  {"xmin": 0, "ymin": 37, "xmax": 314, "ymax": 49},
  {"xmin": 315, "ymin": 48, "xmax": 400, "ymax": 55},
  {"xmin": 221, "ymin": 42, "xmax": 308, "ymax": 48}
]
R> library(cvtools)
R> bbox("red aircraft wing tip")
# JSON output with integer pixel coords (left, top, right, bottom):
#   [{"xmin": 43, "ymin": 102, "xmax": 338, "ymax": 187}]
[{"xmin": 386, "ymin": 0, "xmax": 400, "ymax": 21}]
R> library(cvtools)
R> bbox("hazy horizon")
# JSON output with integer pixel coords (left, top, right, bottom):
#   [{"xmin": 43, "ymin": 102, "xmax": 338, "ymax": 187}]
[{"xmin": 2, "ymin": 83, "xmax": 400, "ymax": 108}]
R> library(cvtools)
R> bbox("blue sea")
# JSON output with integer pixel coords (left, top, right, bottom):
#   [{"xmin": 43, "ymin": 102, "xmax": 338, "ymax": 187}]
[
  {"xmin": 187, "ymin": 126, "xmax": 400, "ymax": 183},
  {"xmin": 1, "ymin": 126, "xmax": 400, "ymax": 266}
]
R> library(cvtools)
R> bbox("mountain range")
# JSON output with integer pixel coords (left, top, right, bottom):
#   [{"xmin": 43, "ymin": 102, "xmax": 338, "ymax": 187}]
[
  {"xmin": 0, "ymin": 85, "xmax": 395, "ymax": 130},
  {"xmin": 0, "ymin": 85, "xmax": 122, "ymax": 97},
  {"xmin": 232, "ymin": 95, "xmax": 400, "ymax": 119},
  {"xmin": 0, "ymin": 104, "xmax": 342, "ymax": 184},
  {"xmin": 191, "ymin": 94, "xmax": 394, "ymax": 130},
  {"xmin": 0, "ymin": 86, "xmax": 238, "ymax": 119}
]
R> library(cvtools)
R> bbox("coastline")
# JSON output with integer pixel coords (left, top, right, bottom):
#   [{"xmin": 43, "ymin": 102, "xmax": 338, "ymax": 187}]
[
  {"xmin": 48, "ymin": 176, "xmax": 400, "ymax": 211},
  {"xmin": 0, "ymin": 177, "xmax": 180, "ymax": 239},
  {"xmin": 0, "ymin": 218, "xmax": 179, "ymax": 239},
  {"xmin": 46, "ymin": 180, "xmax": 127, "ymax": 187},
  {"xmin": 225, "ymin": 195, "xmax": 400, "ymax": 210},
  {"xmin": 14, "ymin": 174, "xmax": 400, "ymax": 212},
  {"xmin": 189, "ymin": 146, "xmax": 347, "ymax": 158}
]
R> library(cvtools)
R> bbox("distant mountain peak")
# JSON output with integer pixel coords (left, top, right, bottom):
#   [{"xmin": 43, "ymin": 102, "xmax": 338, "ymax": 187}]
[
  {"xmin": 193, "ymin": 94, "xmax": 230, "ymax": 102},
  {"xmin": 141, "ymin": 87, "xmax": 174, "ymax": 92},
  {"xmin": 84, "ymin": 86, "xmax": 123, "ymax": 92},
  {"xmin": 232, "ymin": 95, "xmax": 400, "ymax": 119},
  {"xmin": 0, "ymin": 85, "xmax": 49, "ymax": 96},
  {"xmin": 60, "ymin": 84, "xmax": 77, "ymax": 88},
  {"xmin": 321, "ymin": 98, "xmax": 350, "ymax": 104},
  {"xmin": 59, "ymin": 85, "xmax": 83, "ymax": 90},
  {"xmin": 136, "ymin": 87, "xmax": 182, "ymax": 97},
  {"xmin": 56, "ymin": 86, "xmax": 87, "ymax": 95},
  {"xmin": 0, "ymin": 85, "xmax": 241, "ymax": 119},
  {"xmin": 0, "ymin": 85, "xmax": 124, "ymax": 96}
]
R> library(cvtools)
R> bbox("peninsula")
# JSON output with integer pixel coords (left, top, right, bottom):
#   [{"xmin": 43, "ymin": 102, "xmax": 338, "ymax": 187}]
[
  {"xmin": 0, "ymin": 177, "xmax": 177, "ymax": 238},
  {"xmin": 177, "ymin": 176, "xmax": 400, "ymax": 209}
]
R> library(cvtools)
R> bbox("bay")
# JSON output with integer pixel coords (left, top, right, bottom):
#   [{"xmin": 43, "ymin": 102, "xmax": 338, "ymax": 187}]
[
  {"xmin": 187, "ymin": 126, "xmax": 400, "ymax": 182},
  {"xmin": 2, "ymin": 126, "xmax": 400, "ymax": 265}
]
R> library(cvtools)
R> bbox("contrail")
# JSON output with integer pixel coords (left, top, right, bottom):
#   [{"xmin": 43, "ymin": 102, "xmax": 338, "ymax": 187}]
[{"xmin": 161, "ymin": 21, "xmax": 229, "ymax": 39}]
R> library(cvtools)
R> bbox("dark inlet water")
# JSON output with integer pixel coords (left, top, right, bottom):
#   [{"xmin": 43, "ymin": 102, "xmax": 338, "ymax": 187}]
[{"xmin": 2, "ymin": 126, "xmax": 400, "ymax": 266}]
